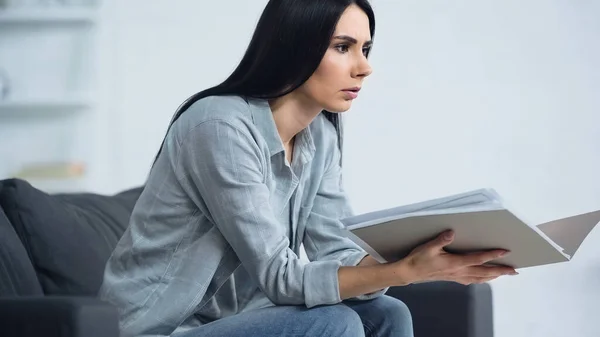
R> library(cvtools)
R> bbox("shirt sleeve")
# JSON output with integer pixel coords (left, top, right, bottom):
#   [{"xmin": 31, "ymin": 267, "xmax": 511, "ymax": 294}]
[
  {"xmin": 302, "ymin": 134, "xmax": 388, "ymax": 301},
  {"xmin": 172, "ymin": 118, "xmax": 343, "ymax": 308}
]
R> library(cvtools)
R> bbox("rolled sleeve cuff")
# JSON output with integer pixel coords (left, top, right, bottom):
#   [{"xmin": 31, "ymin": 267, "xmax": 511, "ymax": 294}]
[
  {"xmin": 304, "ymin": 260, "xmax": 342, "ymax": 308},
  {"xmin": 339, "ymin": 250, "xmax": 369, "ymax": 267}
]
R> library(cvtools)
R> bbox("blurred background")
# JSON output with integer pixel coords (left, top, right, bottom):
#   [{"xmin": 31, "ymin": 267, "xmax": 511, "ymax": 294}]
[{"xmin": 0, "ymin": 0, "xmax": 598, "ymax": 336}]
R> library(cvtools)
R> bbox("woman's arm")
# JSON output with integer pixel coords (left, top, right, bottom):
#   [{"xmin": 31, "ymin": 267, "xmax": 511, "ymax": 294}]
[
  {"xmin": 338, "ymin": 260, "xmax": 406, "ymax": 300},
  {"xmin": 173, "ymin": 118, "xmax": 347, "ymax": 308},
  {"xmin": 301, "ymin": 121, "xmax": 391, "ymax": 300}
]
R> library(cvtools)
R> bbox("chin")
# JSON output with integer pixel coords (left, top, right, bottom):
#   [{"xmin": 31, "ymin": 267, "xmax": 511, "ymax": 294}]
[{"xmin": 323, "ymin": 100, "xmax": 353, "ymax": 113}]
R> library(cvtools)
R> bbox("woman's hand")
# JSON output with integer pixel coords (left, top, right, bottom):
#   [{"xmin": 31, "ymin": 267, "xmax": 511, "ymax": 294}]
[
  {"xmin": 338, "ymin": 230, "xmax": 518, "ymax": 300},
  {"xmin": 393, "ymin": 230, "xmax": 518, "ymax": 286}
]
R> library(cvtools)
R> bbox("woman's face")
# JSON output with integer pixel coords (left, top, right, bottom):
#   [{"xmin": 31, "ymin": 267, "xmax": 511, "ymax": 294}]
[{"xmin": 298, "ymin": 4, "xmax": 373, "ymax": 113}]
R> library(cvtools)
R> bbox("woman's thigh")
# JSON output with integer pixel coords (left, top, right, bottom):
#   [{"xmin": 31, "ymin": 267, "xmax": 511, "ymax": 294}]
[
  {"xmin": 345, "ymin": 295, "xmax": 414, "ymax": 337},
  {"xmin": 173, "ymin": 304, "xmax": 365, "ymax": 337}
]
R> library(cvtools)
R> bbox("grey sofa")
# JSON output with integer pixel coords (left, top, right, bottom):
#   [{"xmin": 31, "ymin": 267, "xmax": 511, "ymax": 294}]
[{"xmin": 0, "ymin": 178, "xmax": 494, "ymax": 337}]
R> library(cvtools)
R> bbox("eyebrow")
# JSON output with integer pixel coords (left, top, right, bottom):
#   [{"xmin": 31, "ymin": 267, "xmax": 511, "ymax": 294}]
[{"xmin": 332, "ymin": 35, "xmax": 373, "ymax": 47}]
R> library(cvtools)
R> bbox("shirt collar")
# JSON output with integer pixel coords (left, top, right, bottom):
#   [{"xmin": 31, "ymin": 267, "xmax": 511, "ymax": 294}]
[{"xmin": 247, "ymin": 97, "xmax": 315, "ymax": 163}]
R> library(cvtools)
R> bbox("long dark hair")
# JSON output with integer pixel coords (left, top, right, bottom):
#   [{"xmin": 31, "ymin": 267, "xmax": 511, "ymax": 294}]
[{"xmin": 153, "ymin": 0, "xmax": 375, "ymax": 165}]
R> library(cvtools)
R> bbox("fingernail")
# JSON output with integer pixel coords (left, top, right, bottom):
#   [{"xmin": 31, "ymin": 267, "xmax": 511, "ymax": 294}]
[
  {"xmin": 444, "ymin": 231, "xmax": 454, "ymax": 240},
  {"xmin": 499, "ymin": 250, "xmax": 509, "ymax": 257},
  {"xmin": 511, "ymin": 271, "xmax": 519, "ymax": 275}
]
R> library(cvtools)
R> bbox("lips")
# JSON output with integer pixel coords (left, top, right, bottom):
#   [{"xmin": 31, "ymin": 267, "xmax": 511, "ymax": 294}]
[{"xmin": 342, "ymin": 87, "xmax": 361, "ymax": 99}]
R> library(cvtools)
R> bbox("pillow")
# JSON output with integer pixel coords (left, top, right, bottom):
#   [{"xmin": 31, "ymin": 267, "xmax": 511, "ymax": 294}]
[
  {"xmin": 0, "ymin": 202, "xmax": 44, "ymax": 297},
  {"xmin": 0, "ymin": 178, "xmax": 143, "ymax": 296}
]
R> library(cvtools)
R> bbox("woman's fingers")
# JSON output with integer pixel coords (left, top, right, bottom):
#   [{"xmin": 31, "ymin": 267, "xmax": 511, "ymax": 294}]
[
  {"xmin": 451, "ymin": 249, "xmax": 509, "ymax": 267},
  {"xmin": 464, "ymin": 265, "xmax": 518, "ymax": 278}
]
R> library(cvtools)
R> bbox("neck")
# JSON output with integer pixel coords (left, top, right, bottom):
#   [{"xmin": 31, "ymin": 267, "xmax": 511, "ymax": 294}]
[{"xmin": 268, "ymin": 92, "xmax": 321, "ymax": 146}]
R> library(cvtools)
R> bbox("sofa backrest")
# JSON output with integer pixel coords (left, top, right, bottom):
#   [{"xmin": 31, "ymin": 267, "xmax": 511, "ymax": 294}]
[
  {"xmin": 0, "ymin": 203, "xmax": 44, "ymax": 297},
  {"xmin": 0, "ymin": 178, "xmax": 142, "ymax": 297}
]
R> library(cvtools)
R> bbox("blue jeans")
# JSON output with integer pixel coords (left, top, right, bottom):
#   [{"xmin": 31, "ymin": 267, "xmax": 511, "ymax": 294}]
[{"xmin": 173, "ymin": 295, "xmax": 413, "ymax": 337}]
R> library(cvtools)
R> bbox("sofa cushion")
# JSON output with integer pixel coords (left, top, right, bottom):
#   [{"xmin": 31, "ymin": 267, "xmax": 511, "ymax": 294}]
[
  {"xmin": 0, "ymin": 179, "xmax": 142, "ymax": 296},
  {"xmin": 0, "ymin": 201, "xmax": 44, "ymax": 297}
]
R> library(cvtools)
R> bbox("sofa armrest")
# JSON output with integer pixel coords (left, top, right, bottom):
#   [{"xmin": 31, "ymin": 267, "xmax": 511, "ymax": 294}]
[
  {"xmin": 386, "ymin": 281, "xmax": 493, "ymax": 337},
  {"xmin": 0, "ymin": 296, "xmax": 119, "ymax": 337}
]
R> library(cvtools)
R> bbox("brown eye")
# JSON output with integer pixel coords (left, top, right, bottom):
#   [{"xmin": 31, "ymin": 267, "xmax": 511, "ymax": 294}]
[{"xmin": 335, "ymin": 44, "xmax": 350, "ymax": 53}]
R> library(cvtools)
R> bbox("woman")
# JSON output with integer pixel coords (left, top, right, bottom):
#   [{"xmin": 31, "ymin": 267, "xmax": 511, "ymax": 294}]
[{"xmin": 99, "ymin": 1, "xmax": 517, "ymax": 336}]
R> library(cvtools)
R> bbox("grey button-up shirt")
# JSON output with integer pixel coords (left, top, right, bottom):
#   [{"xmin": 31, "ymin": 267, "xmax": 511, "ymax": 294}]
[{"xmin": 98, "ymin": 95, "xmax": 386, "ymax": 337}]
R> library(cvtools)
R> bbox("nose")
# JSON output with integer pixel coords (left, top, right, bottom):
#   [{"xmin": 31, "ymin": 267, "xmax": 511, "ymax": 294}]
[{"xmin": 352, "ymin": 54, "xmax": 373, "ymax": 79}]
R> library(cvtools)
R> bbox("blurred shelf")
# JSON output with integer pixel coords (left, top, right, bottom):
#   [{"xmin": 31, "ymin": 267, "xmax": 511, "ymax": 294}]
[
  {"xmin": 0, "ymin": 7, "xmax": 97, "ymax": 24},
  {"xmin": 10, "ymin": 162, "xmax": 87, "ymax": 194},
  {"xmin": 0, "ymin": 96, "xmax": 92, "ymax": 115},
  {"xmin": 25, "ymin": 177, "xmax": 88, "ymax": 194}
]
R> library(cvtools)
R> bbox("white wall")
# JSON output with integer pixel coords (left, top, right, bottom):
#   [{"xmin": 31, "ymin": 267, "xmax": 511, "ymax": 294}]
[
  {"xmin": 107, "ymin": 0, "xmax": 268, "ymax": 190},
  {"xmin": 107, "ymin": 1, "xmax": 600, "ymax": 336},
  {"xmin": 345, "ymin": 1, "xmax": 600, "ymax": 336}
]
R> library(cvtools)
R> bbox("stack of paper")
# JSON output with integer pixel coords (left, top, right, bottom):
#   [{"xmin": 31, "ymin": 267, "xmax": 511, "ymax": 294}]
[{"xmin": 342, "ymin": 189, "xmax": 600, "ymax": 269}]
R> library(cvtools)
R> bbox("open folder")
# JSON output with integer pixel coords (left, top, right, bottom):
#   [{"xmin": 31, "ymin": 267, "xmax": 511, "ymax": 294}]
[{"xmin": 341, "ymin": 188, "xmax": 600, "ymax": 269}]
